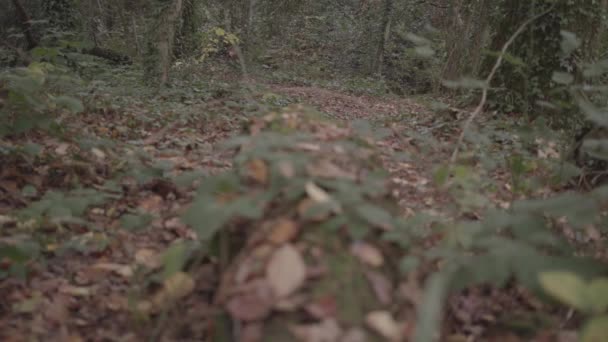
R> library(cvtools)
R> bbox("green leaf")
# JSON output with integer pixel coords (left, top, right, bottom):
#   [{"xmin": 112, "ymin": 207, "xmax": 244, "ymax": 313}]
[
  {"xmin": 23, "ymin": 142, "xmax": 42, "ymax": 156},
  {"xmin": 414, "ymin": 272, "xmax": 451, "ymax": 342},
  {"xmin": 587, "ymin": 278, "xmax": 608, "ymax": 314},
  {"xmin": 552, "ymin": 72, "xmax": 574, "ymax": 85},
  {"xmin": 539, "ymin": 271, "xmax": 586, "ymax": 311},
  {"xmin": 582, "ymin": 139, "xmax": 608, "ymax": 161},
  {"xmin": 399, "ymin": 256, "xmax": 420, "ymax": 274},
  {"xmin": 54, "ymin": 96, "xmax": 84, "ymax": 113},
  {"xmin": 442, "ymin": 77, "xmax": 487, "ymax": 90},
  {"xmin": 162, "ymin": 242, "xmax": 189, "ymax": 279},
  {"xmin": 354, "ymin": 203, "xmax": 393, "ymax": 229},
  {"xmin": 182, "ymin": 196, "xmax": 230, "ymax": 240},
  {"xmin": 405, "ymin": 33, "xmax": 431, "ymax": 46},
  {"xmin": 560, "ymin": 31, "xmax": 581, "ymax": 56},
  {"xmin": 415, "ymin": 46, "xmax": 435, "ymax": 58},
  {"xmin": 576, "ymin": 97, "xmax": 608, "ymax": 127},
  {"xmin": 581, "ymin": 315, "xmax": 608, "ymax": 342},
  {"xmin": 120, "ymin": 213, "xmax": 153, "ymax": 231}
]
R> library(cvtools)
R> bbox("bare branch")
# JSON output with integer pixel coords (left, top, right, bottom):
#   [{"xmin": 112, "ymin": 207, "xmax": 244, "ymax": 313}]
[{"xmin": 449, "ymin": 7, "xmax": 554, "ymax": 165}]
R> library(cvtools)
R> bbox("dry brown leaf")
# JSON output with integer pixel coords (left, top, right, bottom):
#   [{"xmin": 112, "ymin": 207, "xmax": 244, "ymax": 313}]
[
  {"xmin": 268, "ymin": 219, "xmax": 299, "ymax": 244},
  {"xmin": 135, "ymin": 249, "xmax": 162, "ymax": 269},
  {"xmin": 289, "ymin": 319, "xmax": 342, "ymax": 342},
  {"xmin": 92, "ymin": 263, "xmax": 134, "ymax": 278},
  {"xmin": 91, "ymin": 147, "xmax": 106, "ymax": 160},
  {"xmin": 350, "ymin": 242, "xmax": 384, "ymax": 267},
  {"xmin": 164, "ymin": 217, "xmax": 186, "ymax": 230},
  {"xmin": 305, "ymin": 182, "xmax": 331, "ymax": 203},
  {"xmin": 307, "ymin": 160, "xmax": 356, "ymax": 180},
  {"xmin": 275, "ymin": 293, "xmax": 307, "ymax": 311},
  {"xmin": 366, "ymin": 311, "xmax": 402, "ymax": 341},
  {"xmin": 226, "ymin": 280, "xmax": 274, "ymax": 321},
  {"xmin": 297, "ymin": 198, "xmax": 331, "ymax": 222},
  {"xmin": 247, "ymin": 159, "xmax": 269, "ymax": 185},
  {"xmin": 55, "ymin": 143, "xmax": 70, "ymax": 156},
  {"xmin": 138, "ymin": 195, "xmax": 164, "ymax": 213},
  {"xmin": 240, "ymin": 323, "xmax": 264, "ymax": 342},
  {"xmin": 278, "ymin": 160, "xmax": 296, "ymax": 178},
  {"xmin": 149, "ymin": 272, "xmax": 195, "ymax": 310},
  {"xmin": 296, "ymin": 142, "xmax": 322, "ymax": 151},
  {"xmin": 59, "ymin": 285, "xmax": 93, "ymax": 297},
  {"xmin": 340, "ymin": 328, "xmax": 368, "ymax": 342},
  {"xmin": 162, "ymin": 271, "xmax": 195, "ymax": 300},
  {"xmin": 365, "ymin": 270, "xmax": 393, "ymax": 305},
  {"xmin": 266, "ymin": 244, "xmax": 307, "ymax": 298},
  {"xmin": 305, "ymin": 295, "xmax": 337, "ymax": 319}
]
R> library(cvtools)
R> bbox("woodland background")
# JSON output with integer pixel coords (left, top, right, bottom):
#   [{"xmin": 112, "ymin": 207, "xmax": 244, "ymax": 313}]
[{"xmin": 2, "ymin": 0, "xmax": 608, "ymax": 341}]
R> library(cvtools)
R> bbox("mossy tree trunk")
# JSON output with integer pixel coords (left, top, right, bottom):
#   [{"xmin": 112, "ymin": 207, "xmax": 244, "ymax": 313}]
[{"xmin": 144, "ymin": 0, "xmax": 184, "ymax": 87}]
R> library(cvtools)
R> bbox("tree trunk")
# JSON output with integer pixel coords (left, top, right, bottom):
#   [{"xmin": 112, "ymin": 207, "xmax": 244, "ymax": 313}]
[
  {"xmin": 373, "ymin": 0, "xmax": 392, "ymax": 75},
  {"xmin": 158, "ymin": 0, "xmax": 184, "ymax": 86},
  {"xmin": 11, "ymin": 0, "xmax": 38, "ymax": 50}
]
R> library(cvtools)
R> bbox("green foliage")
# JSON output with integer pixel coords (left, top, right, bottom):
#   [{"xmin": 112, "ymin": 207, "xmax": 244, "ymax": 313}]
[
  {"xmin": 0, "ymin": 61, "xmax": 83, "ymax": 136},
  {"xmin": 540, "ymin": 272, "xmax": 608, "ymax": 342}
]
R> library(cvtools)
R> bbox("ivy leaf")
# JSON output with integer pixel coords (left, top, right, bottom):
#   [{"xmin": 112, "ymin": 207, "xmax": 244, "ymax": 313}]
[
  {"xmin": 539, "ymin": 271, "xmax": 586, "ymax": 311},
  {"xmin": 552, "ymin": 72, "xmax": 574, "ymax": 85}
]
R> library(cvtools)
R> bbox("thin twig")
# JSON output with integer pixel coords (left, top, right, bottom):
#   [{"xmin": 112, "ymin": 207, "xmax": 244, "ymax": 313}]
[{"xmin": 449, "ymin": 7, "xmax": 554, "ymax": 165}]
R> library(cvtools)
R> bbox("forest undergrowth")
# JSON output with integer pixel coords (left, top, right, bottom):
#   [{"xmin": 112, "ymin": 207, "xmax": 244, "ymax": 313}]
[{"xmin": 2, "ymin": 64, "xmax": 605, "ymax": 342}]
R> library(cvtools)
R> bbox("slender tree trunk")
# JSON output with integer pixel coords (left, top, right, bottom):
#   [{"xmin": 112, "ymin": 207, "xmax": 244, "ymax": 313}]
[
  {"xmin": 373, "ymin": 0, "xmax": 393, "ymax": 75},
  {"xmin": 248, "ymin": 0, "xmax": 257, "ymax": 39},
  {"xmin": 11, "ymin": 0, "xmax": 38, "ymax": 50},
  {"xmin": 158, "ymin": 0, "xmax": 184, "ymax": 86}
]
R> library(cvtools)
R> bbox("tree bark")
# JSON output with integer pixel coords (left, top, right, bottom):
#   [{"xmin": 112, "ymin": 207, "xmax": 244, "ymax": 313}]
[
  {"xmin": 373, "ymin": 0, "xmax": 393, "ymax": 75},
  {"xmin": 158, "ymin": 0, "xmax": 184, "ymax": 86},
  {"xmin": 11, "ymin": 0, "xmax": 38, "ymax": 50}
]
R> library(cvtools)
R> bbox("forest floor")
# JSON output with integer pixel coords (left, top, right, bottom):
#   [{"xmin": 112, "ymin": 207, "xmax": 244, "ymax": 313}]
[{"xmin": 0, "ymin": 79, "xmax": 579, "ymax": 341}]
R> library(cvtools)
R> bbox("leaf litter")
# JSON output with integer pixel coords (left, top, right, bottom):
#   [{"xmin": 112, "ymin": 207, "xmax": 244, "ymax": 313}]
[{"xmin": 0, "ymin": 81, "xmax": 587, "ymax": 342}]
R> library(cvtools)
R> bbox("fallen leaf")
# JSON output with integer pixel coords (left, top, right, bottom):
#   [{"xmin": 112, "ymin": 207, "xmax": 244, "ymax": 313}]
[
  {"xmin": 59, "ymin": 285, "xmax": 93, "ymax": 297},
  {"xmin": 55, "ymin": 143, "xmax": 70, "ymax": 155},
  {"xmin": 135, "ymin": 249, "xmax": 162, "ymax": 269},
  {"xmin": 226, "ymin": 280, "xmax": 274, "ymax": 321},
  {"xmin": 305, "ymin": 182, "xmax": 331, "ymax": 203},
  {"xmin": 366, "ymin": 311, "xmax": 402, "ymax": 341},
  {"xmin": 0, "ymin": 215, "xmax": 16, "ymax": 226},
  {"xmin": 297, "ymin": 198, "xmax": 332, "ymax": 222},
  {"xmin": 278, "ymin": 160, "xmax": 296, "ymax": 178},
  {"xmin": 365, "ymin": 270, "xmax": 393, "ymax": 305},
  {"xmin": 275, "ymin": 294, "xmax": 307, "ymax": 311},
  {"xmin": 240, "ymin": 323, "xmax": 263, "ymax": 342},
  {"xmin": 289, "ymin": 319, "xmax": 342, "ymax": 342},
  {"xmin": 146, "ymin": 272, "xmax": 195, "ymax": 312},
  {"xmin": 138, "ymin": 195, "xmax": 164, "ymax": 213},
  {"xmin": 268, "ymin": 219, "xmax": 299, "ymax": 244},
  {"xmin": 340, "ymin": 328, "xmax": 367, "ymax": 342},
  {"xmin": 91, "ymin": 147, "xmax": 106, "ymax": 159},
  {"xmin": 307, "ymin": 160, "xmax": 356, "ymax": 180},
  {"xmin": 92, "ymin": 263, "xmax": 134, "ymax": 278},
  {"xmin": 247, "ymin": 159, "xmax": 269, "ymax": 185},
  {"xmin": 266, "ymin": 244, "xmax": 307, "ymax": 298},
  {"xmin": 350, "ymin": 242, "xmax": 384, "ymax": 267},
  {"xmin": 305, "ymin": 295, "xmax": 337, "ymax": 319}
]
